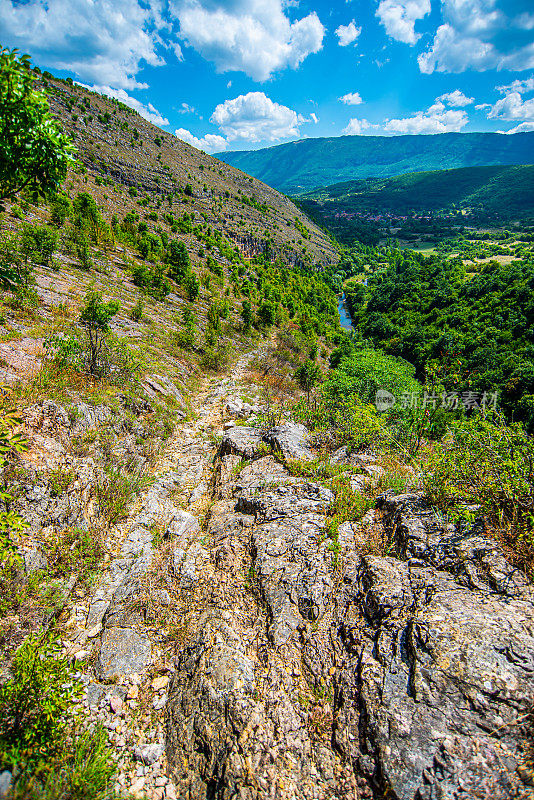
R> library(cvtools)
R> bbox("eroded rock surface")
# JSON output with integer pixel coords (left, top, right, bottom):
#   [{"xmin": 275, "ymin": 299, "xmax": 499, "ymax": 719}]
[{"xmin": 165, "ymin": 436, "xmax": 534, "ymax": 800}]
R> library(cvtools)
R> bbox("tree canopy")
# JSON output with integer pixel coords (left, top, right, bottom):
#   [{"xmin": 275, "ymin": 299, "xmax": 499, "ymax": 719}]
[{"xmin": 0, "ymin": 48, "xmax": 75, "ymax": 203}]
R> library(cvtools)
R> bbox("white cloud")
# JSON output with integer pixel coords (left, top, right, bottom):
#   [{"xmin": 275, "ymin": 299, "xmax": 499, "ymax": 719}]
[
  {"xmin": 436, "ymin": 89, "xmax": 475, "ymax": 106},
  {"xmin": 340, "ymin": 91, "xmax": 363, "ymax": 105},
  {"xmin": 418, "ymin": 23, "xmax": 497, "ymax": 73},
  {"xmin": 310, "ymin": 112, "xmax": 319, "ymax": 124},
  {"xmin": 342, "ymin": 118, "xmax": 372, "ymax": 134},
  {"xmin": 418, "ymin": 0, "xmax": 534, "ymax": 74},
  {"xmin": 384, "ymin": 103, "xmax": 469, "ymax": 133},
  {"xmin": 0, "ymin": 0, "xmax": 172, "ymax": 90},
  {"xmin": 171, "ymin": 0, "xmax": 325, "ymax": 81},
  {"xmin": 499, "ymin": 121, "xmax": 534, "ymax": 133},
  {"xmin": 175, "ymin": 128, "xmax": 228, "ymax": 153},
  {"xmin": 82, "ymin": 84, "xmax": 169, "ymax": 126},
  {"xmin": 177, "ymin": 102, "xmax": 196, "ymax": 115},
  {"xmin": 210, "ymin": 91, "xmax": 303, "ymax": 142},
  {"xmin": 485, "ymin": 90, "xmax": 534, "ymax": 133},
  {"xmin": 335, "ymin": 20, "xmax": 361, "ymax": 47},
  {"xmin": 497, "ymin": 77, "xmax": 534, "ymax": 95},
  {"xmin": 376, "ymin": 0, "xmax": 430, "ymax": 45}
]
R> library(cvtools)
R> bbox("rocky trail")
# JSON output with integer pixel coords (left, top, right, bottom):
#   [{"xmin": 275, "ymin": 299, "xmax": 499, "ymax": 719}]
[
  {"xmin": 54, "ymin": 350, "xmax": 265, "ymax": 799},
  {"xmin": 5, "ymin": 348, "xmax": 534, "ymax": 800}
]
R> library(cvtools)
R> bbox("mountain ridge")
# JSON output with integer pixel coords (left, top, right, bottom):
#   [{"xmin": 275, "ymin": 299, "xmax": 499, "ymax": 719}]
[{"xmin": 214, "ymin": 131, "xmax": 534, "ymax": 194}]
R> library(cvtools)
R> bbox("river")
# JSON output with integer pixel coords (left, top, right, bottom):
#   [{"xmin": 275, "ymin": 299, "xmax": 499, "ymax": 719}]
[{"xmin": 338, "ymin": 293, "xmax": 353, "ymax": 330}]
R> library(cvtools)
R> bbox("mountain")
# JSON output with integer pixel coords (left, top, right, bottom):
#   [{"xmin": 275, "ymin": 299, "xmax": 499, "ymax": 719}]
[
  {"xmin": 215, "ymin": 132, "xmax": 534, "ymax": 194},
  {"xmin": 300, "ymin": 164, "xmax": 534, "ymax": 218},
  {"xmin": 40, "ymin": 75, "xmax": 337, "ymax": 268}
]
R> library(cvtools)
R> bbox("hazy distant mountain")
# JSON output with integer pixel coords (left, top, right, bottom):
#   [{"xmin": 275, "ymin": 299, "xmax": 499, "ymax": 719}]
[{"xmin": 215, "ymin": 132, "xmax": 534, "ymax": 194}]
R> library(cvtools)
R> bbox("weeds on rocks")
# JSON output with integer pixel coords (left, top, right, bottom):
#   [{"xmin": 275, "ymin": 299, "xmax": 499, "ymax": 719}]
[
  {"xmin": 0, "ymin": 631, "xmax": 116, "ymax": 800},
  {"xmin": 95, "ymin": 466, "xmax": 154, "ymax": 524}
]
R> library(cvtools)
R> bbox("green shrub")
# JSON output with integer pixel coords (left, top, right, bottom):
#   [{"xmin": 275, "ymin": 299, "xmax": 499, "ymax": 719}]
[
  {"xmin": 50, "ymin": 194, "xmax": 71, "ymax": 226},
  {"xmin": 0, "ymin": 632, "xmax": 82, "ymax": 774},
  {"xmin": 201, "ymin": 345, "xmax": 229, "ymax": 372},
  {"xmin": 130, "ymin": 298, "xmax": 143, "ymax": 321},
  {"xmin": 424, "ymin": 415, "xmax": 534, "ymax": 528},
  {"xmin": 184, "ymin": 272, "xmax": 200, "ymax": 300},
  {"xmin": 21, "ymin": 223, "xmax": 58, "ymax": 267},
  {"xmin": 15, "ymin": 725, "xmax": 116, "ymax": 800}
]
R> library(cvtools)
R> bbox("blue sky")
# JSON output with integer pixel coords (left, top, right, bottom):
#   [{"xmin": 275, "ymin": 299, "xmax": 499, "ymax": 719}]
[{"xmin": 2, "ymin": 0, "xmax": 534, "ymax": 152}]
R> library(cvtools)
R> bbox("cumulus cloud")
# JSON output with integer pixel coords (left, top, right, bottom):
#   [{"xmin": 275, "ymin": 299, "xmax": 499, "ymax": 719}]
[
  {"xmin": 335, "ymin": 21, "xmax": 361, "ymax": 47},
  {"xmin": 485, "ymin": 90, "xmax": 534, "ymax": 133},
  {"xmin": 210, "ymin": 91, "xmax": 303, "ymax": 142},
  {"xmin": 342, "ymin": 118, "xmax": 372, "ymax": 134},
  {"xmin": 82, "ymin": 84, "xmax": 169, "ymax": 126},
  {"xmin": 497, "ymin": 77, "xmax": 534, "ymax": 95},
  {"xmin": 171, "ymin": 0, "xmax": 325, "ymax": 81},
  {"xmin": 0, "ymin": 0, "xmax": 171, "ymax": 89},
  {"xmin": 384, "ymin": 102, "xmax": 469, "ymax": 134},
  {"xmin": 175, "ymin": 128, "xmax": 228, "ymax": 153},
  {"xmin": 436, "ymin": 89, "xmax": 475, "ymax": 106},
  {"xmin": 418, "ymin": 0, "xmax": 534, "ymax": 74},
  {"xmin": 376, "ymin": 0, "xmax": 431, "ymax": 45},
  {"xmin": 340, "ymin": 91, "xmax": 363, "ymax": 105},
  {"xmin": 310, "ymin": 112, "xmax": 319, "ymax": 124}
]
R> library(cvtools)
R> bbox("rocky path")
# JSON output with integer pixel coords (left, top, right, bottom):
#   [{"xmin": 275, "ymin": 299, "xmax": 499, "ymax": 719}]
[
  {"xmin": 62, "ymin": 350, "xmax": 263, "ymax": 800},
  {"xmin": 14, "ymin": 343, "xmax": 534, "ymax": 800}
]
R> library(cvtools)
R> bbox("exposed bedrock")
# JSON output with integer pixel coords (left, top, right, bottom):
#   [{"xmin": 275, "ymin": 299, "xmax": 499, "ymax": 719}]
[{"xmin": 165, "ymin": 431, "xmax": 534, "ymax": 800}]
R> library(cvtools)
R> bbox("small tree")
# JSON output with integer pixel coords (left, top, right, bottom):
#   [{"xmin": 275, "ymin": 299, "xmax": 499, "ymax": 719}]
[
  {"xmin": 295, "ymin": 360, "xmax": 322, "ymax": 403},
  {"xmin": 79, "ymin": 291, "xmax": 119, "ymax": 377},
  {"xmin": 167, "ymin": 239, "xmax": 190, "ymax": 282},
  {"xmin": 184, "ymin": 272, "xmax": 200, "ymax": 300},
  {"xmin": 0, "ymin": 48, "xmax": 75, "ymax": 204}
]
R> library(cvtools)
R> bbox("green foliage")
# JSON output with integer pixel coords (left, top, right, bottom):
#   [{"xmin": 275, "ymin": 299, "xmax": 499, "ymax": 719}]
[
  {"xmin": 0, "ymin": 230, "xmax": 33, "ymax": 291},
  {"xmin": 0, "ymin": 631, "xmax": 82, "ymax": 774},
  {"xmin": 79, "ymin": 290, "xmax": 119, "ymax": 378},
  {"xmin": 0, "ymin": 48, "xmax": 75, "ymax": 203},
  {"xmin": 295, "ymin": 360, "xmax": 322, "ymax": 401},
  {"xmin": 167, "ymin": 239, "xmax": 191, "ymax": 282},
  {"xmin": 258, "ymin": 299, "xmax": 275, "ymax": 326},
  {"xmin": 95, "ymin": 466, "xmax": 153, "ymax": 524},
  {"xmin": 49, "ymin": 193, "xmax": 71, "ymax": 226},
  {"xmin": 217, "ymin": 132, "xmax": 534, "ymax": 195},
  {"xmin": 324, "ymin": 347, "xmax": 420, "ymax": 407},
  {"xmin": 294, "ymin": 391, "xmax": 388, "ymax": 452},
  {"xmin": 201, "ymin": 344, "xmax": 229, "ymax": 372},
  {"xmin": 241, "ymin": 299, "xmax": 252, "ymax": 330},
  {"xmin": 132, "ymin": 263, "xmax": 170, "ymax": 300},
  {"xmin": 130, "ymin": 298, "xmax": 144, "ymax": 322},
  {"xmin": 21, "ymin": 223, "xmax": 58, "ymax": 266},
  {"xmin": 184, "ymin": 272, "xmax": 200, "ymax": 300},
  {"xmin": 350, "ymin": 245, "xmax": 534, "ymax": 427},
  {"xmin": 15, "ymin": 725, "xmax": 116, "ymax": 800},
  {"xmin": 0, "ymin": 410, "xmax": 28, "ymax": 572},
  {"xmin": 301, "ymin": 165, "xmax": 534, "ymax": 220},
  {"xmin": 424, "ymin": 415, "xmax": 534, "ymax": 530}
]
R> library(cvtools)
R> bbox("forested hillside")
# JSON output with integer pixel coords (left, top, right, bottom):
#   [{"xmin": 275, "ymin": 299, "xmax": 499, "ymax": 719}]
[
  {"xmin": 300, "ymin": 164, "xmax": 534, "ymax": 218},
  {"xmin": 215, "ymin": 131, "xmax": 534, "ymax": 193}
]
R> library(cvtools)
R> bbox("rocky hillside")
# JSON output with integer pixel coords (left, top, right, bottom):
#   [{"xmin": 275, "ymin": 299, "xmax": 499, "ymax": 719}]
[
  {"xmin": 41, "ymin": 75, "xmax": 337, "ymax": 270},
  {"xmin": 3, "ymin": 360, "xmax": 533, "ymax": 799}
]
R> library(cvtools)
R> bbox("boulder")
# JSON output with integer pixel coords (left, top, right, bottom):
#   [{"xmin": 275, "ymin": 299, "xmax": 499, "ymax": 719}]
[{"xmin": 264, "ymin": 422, "xmax": 314, "ymax": 461}]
